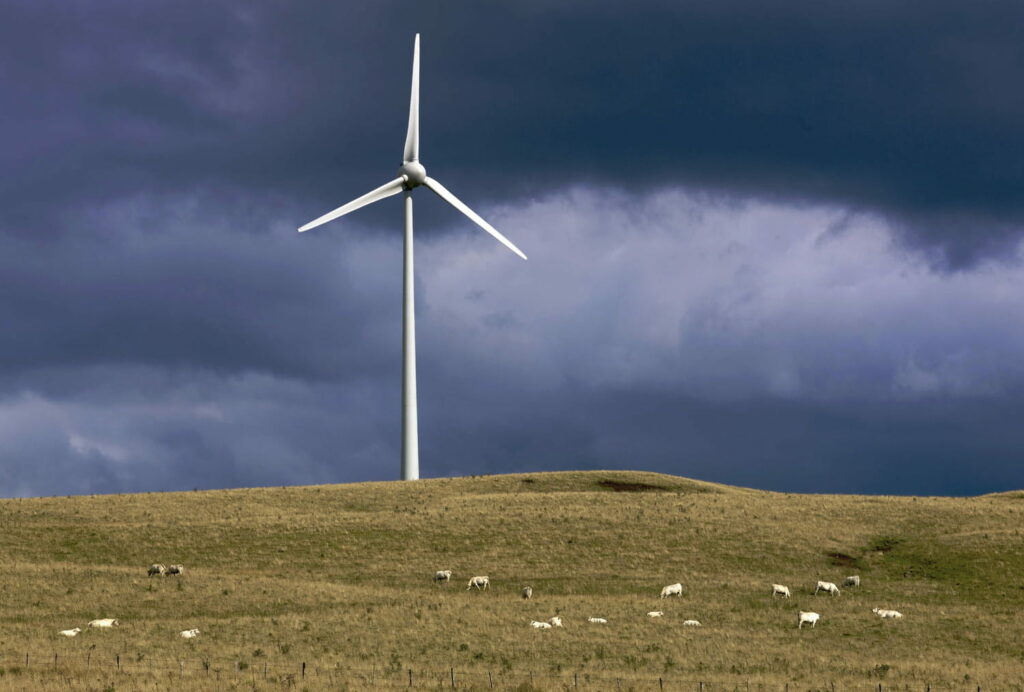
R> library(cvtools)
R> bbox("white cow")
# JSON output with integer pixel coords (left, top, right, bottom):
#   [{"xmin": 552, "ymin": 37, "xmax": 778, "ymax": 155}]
[
  {"xmin": 433, "ymin": 570, "xmax": 452, "ymax": 583},
  {"xmin": 147, "ymin": 564, "xmax": 166, "ymax": 577},
  {"xmin": 587, "ymin": 617, "xmax": 607, "ymax": 624},
  {"xmin": 59, "ymin": 627, "xmax": 81, "ymax": 637},
  {"xmin": 872, "ymin": 607, "xmax": 903, "ymax": 619},
  {"xmin": 521, "ymin": 586, "xmax": 533, "ymax": 600},
  {"xmin": 467, "ymin": 576, "xmax": 490, "ymax": 590},
  {"xmin": 682, "ymin": 619, "xmax": 701, "ymax": 626},
  {"xmin": 166, "ymin": 564, "xmax": 184, "ymax": 576},
  {"xmin": 88, "ymin": 618, "xmax": 118, "ymax": 629},
  {"xmin": 179, "ymin": 628, "xmax": 200, "ymax": 639},
  {"xmin": 772, "ymin": 583, "xmax": 791, "ymax": 598},
  {"xmin": 548, "ymin": 616, "xmax": 563, "ymax": 627},
  {"xmin": 798, "ymin": 611, "xmax": 820, "ymax": 629},
  {"xmin": 844, "ymin": 575, "xmax": 861, "ymax": 587},
  {"xmin": 660, "ymin": 583, "xmax": 683, "ymax": 598},
  {"xmin": 814, "ymin": 581, "xmax": 841, "ymax": 596},
  {"xmin": 647, "ymin": 611, "xmax": 664, "ymax": 618},
  {"xmin": 530, "ymin": 621, "xmax": 552, "ymax": 629}
]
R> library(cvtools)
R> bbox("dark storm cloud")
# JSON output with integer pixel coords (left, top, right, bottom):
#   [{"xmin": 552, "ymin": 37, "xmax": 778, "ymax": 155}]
[
  {"xmin": 3, "ymin": 1, "xmax": 1024, "ymax": 262},
  {"xmin": 2, "ymin": 2, "xmax": 1024, "ymax": 498}
]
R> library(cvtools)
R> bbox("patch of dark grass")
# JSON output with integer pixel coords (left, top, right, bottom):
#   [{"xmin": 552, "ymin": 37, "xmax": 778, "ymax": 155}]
[
  {"xmin": 826, "ymin": 551, "xmax": 861, "ymax": 569},
  {"xmin": 870, "ymin": 536, "xmax": 903, "ymax": 553},
  {"xmin": 596, "ymin": 480, "xmax": 673, "ymax": 493}
]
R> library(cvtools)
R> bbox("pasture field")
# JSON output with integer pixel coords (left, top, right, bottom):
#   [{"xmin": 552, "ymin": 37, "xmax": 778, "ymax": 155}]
[{"xmin": 0, "ymin": 470, "xmax": 1022, "ymax": 690}]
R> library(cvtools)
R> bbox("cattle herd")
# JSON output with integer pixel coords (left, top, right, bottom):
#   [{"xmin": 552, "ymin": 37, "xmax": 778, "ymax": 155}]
[
  {"xmin": 55, "ymin": 563, "xmax": 903, "ymax": 643},
  {"xmin": 56, "ymin": 564, "xmax": 197, "ymax": 641},
  {"xmin": 437, "ymin": 570, "xmax": 905, "ymax": 631}
]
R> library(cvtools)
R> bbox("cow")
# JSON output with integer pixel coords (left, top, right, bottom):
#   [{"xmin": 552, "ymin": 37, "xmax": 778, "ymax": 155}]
[
  {"xmin": 88, "ymin": 619, "xmax": 118, "ymax": 629},
  {"xmin": 798, "ymin": 611, "xmax": 820, "ymax": 629},
  {"xmin": 660, "ymin": 583, "xmax": 683, "ymax": 598},
  {"xmin": 814, "ymin": 581, "xmax": 840, "ymax": 596},
  {"xmin": 467, "ymin": 576, "xmax": 490, "ymax": 590}
]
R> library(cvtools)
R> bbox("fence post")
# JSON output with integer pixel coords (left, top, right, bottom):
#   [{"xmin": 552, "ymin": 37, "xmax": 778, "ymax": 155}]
[
  {"xmin": 264, "ymin": 661, "xmax": 268, "ymax": 679},
  {"xmin": 25, "ymin": 653, "xmax": 28, "ymax": 667},
  {"xmin": 409, "ymin": 668, "xmax": 413, "ymax": 687},
  {"xmin": 86, "ymin": 652, "xmax": 91, "ymax": 668},
  {"xmin": 488, "ymin": 670, "xmax": 493, "ymax": 688},
  {"xmin": 116, "ymin": 654, "xmax": 120, "ymax": 671},
  {"xmin": 302, "ymin": 661, "xmax": 306, "ymax": 679},
  {"xmin": 659, "ymin": 677, "xmax": 664, "ymax": 690},
  {"xmin": 54, "ymin": 653, "xmax": 58, "ymax": 668},
  {"xmin": 700, "ymin": 682, "xmax": 705, "ymax": 692},
  {"xmin": 450, "ymin": 666, "xmax": 456, "ymax": 688}
]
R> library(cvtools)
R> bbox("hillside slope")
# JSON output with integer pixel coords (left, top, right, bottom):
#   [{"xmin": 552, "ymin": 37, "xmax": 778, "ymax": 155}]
[{"xmin": 0, "ymin": 470, "xmax": 1022, "ymax": 689}]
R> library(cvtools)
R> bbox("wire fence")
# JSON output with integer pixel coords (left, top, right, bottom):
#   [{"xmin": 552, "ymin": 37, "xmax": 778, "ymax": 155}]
[{"xmin": 0, "ymin": 651, "xmax": 1009, "ymax": 690}]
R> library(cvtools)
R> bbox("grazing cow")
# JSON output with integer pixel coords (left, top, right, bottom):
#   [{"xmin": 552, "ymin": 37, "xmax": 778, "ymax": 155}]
[
  {"xmin": 798, "ymin": 611, "xmax": 820, "ymax": 629},
  {"xmin": 166, "ymin": 564, "xmax": 184, "ymax": 576},
  {"xmin": 521, "ymin": 586, "xmax": 533, "ymax": 600},
  {"xmin": 148, "ymin": 564, "xmax": 166, "ymax": 577},
  {"xmin": 179, "ymin": 628, "xmax": 201, "ymax": 639},
  {"xmin": 660, "ymin": 583, "xmax": 683, "ymax": 598},
  {"xmin": 548, "ymin": 616, "xmax": 563, "ymax": 627},
  {"xmin": 530, "ymin": 621, "xmax": 552, "ymax": 629},
  {"xmin": 647, "ymin": 611, "xmax": 664, "ymax": 618},
  {"xmin": 59, "ymin": 628, "xmax": 81, "ymax": 637},
  {"xmin": 814, "ymin": 581, "xmax": 841, "ymax": 596},
  {"xmin": 844, "ymin": 575, "xmax": 861, "ymax": 587},
  {"xmin": 587, "ymin": 617, "xmax": 607, "ymax": 624},
  {"xmin": 872, "ymin": 607, "xmax": 903, "ymax": 619},
  {"xmin": 467, "ymin": 576, "xmax": 490, "ymax": 590},
  {"xmin": 88, "ymin": 618, "xmax": 118, "ymax": 629},
  {"xmin": 772, "ymin": 583, "xmax": 791, "ymax": 598},
  {"xmin": 433, "ymin": 570, "xmax": 452, "ymax": 584},
  {"xmin": 682, "ymin": 619, "xmax": 701, "ymax": 626}
]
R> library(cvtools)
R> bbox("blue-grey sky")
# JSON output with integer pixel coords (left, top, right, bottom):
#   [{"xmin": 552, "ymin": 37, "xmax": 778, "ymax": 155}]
[{"xmin": 2, "ymin": 1, "xmax": 1024, "ymax": 497}]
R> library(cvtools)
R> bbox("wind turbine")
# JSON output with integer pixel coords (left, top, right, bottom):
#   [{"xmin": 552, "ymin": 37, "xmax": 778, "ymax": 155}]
[{"xmin": 298, "ymin": 34, "xmax": 527, "ymax": 481}]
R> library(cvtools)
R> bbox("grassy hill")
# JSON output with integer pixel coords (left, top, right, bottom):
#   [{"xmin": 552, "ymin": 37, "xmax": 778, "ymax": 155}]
[{"xmin": 0, "ymin": 470, "xmax": 1022, "ymax": 690}]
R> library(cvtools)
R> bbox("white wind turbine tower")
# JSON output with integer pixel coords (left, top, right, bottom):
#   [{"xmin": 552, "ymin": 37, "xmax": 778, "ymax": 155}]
[{"xmin": 298, "ymin": 34, "xmax": 527, "ymax": 481}]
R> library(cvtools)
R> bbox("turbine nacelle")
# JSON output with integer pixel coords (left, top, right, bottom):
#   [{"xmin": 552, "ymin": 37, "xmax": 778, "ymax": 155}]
[{"xmin": 399, "ymin": 161, "xmax": 427, "ymax": 189}]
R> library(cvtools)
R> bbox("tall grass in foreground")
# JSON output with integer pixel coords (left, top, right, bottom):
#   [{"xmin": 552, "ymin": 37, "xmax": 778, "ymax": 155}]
[{"xmin": 0, "ymin": 471, "xmax": 1022, "ymax": 690}]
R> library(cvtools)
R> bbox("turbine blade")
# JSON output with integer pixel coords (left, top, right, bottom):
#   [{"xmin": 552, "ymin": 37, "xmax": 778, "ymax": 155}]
[
  {"xmin": 403, "ymin": 34, "xmax": 420, "ymax": 164},
  {"xmin": 298, "ymin": 177, "xmax": 405, "ymax": 232},
  {"xmin": 424, "ymin": 176, "xmax": 527, "ymax": 260}
]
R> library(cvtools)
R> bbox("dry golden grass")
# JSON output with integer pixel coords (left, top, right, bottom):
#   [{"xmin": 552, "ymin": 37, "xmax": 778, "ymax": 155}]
[{"xmin": 0, "ymin": 470, "xmax": 1023, "ymax": 690}]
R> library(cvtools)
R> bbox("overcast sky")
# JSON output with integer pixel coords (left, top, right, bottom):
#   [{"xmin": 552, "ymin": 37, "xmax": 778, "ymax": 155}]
[{"xmin": 2, "ymin": 1, "xmax": 1024, "ymax": 497}]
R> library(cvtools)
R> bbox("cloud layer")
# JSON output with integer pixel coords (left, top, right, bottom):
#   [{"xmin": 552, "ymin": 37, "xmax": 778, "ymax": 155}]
[{"xmin": 1, "ymin": 1, "xmax": 1023, "ymax": 496}]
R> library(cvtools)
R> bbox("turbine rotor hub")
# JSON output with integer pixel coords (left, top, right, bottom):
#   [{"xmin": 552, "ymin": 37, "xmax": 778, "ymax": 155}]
[{"xmin": 399, "ymin": 161, "xmax": 427, "ymax": 188}]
